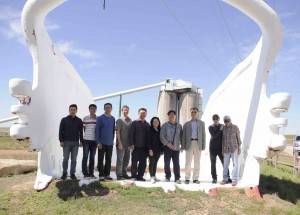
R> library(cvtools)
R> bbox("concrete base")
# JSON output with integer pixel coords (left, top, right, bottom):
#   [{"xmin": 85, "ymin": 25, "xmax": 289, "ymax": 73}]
[{"xmin": 73, "ymin": 172, "xmax": 261, "ymax": 199}]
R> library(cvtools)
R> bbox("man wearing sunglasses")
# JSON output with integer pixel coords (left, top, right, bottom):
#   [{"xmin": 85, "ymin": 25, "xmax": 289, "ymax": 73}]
[
  {"xmin": 208, "ymin": 114, "xmax": 231, "ymax": 184},
  {"xmin": 221, "ymin": 115, "xmax": 242, "ymax": 186}
]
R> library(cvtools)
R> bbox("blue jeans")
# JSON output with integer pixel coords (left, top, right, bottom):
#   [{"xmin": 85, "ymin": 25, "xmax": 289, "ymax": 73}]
[
  {"xmin": 62, "ymin": 140, "xmax": 79, "ymax": 175},
  {"xmin": 164, "ymin": 146, "xmax": 180, "ymax": 180},
  {"xmin": 223, "ymin": 149, "xmax": 239, "ymax": 181},
  {"xmin": 82, "ymin": 140, "xmax": 97, "ymax": 175}
]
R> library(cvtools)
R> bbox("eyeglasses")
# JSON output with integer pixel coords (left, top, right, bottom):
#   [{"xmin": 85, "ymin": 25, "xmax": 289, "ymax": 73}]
[{"xmin": 213, "ymin": 118, "xmax": 219, "ymax": 120}]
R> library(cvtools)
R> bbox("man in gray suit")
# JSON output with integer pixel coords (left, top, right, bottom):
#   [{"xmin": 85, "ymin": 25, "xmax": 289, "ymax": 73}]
[{"xmin": 181, "ymin": 107, "xmax": 206, "ymax": 184}]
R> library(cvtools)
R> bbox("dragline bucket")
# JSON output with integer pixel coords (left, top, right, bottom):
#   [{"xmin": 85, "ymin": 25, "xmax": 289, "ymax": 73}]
[{"xmin": 157, "ymin": 79, "xmax": 203, "ymax": 125}]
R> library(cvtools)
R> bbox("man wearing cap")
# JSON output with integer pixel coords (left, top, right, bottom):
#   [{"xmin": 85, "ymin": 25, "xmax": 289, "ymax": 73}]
[
  {"xmin": 208, "ymin": 114, "xmax": 231, "ymax": 184},
  {"xmin": 221, "ymin": 115, "xmax": 242, "ymax": 186},
  {"xmin": 181, "ymin": 107, "xmax": 206, "ymax": 184}
]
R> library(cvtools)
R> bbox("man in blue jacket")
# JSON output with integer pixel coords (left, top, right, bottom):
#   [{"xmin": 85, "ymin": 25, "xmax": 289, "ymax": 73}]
[{"xmin": 95, "ymin": 103, "xmax": 115, "ymax": 181}]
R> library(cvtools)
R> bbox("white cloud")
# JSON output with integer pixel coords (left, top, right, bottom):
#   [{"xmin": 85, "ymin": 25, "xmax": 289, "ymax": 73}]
[
  {"xmin": 0, "ymin": 6, "xmax": 20, "ymax": 21},
  {"xmin": 238, "ymin": 41, "xmax": 257, "ymax": 59},
  {"xmin": 45, "ymin": 20, "xmax": 60, "ymax": 31},
  {"xmin": 284, "ymin": 28, "xmax": 300, "ymax": 40},
  {"xmin": 276, "ymin": 46, "xmax": 299, "ymax": 63},
  {"xmin": 80, "ymin": 61, "xmax": 98, "ymax": 69},
  {"xmin": 279, "ymin": 11, "xmax": 296, "ymax": 19},
  {"xmin": 0, "ymin": 5, "xmax": 99, "ymax": 68},
  {"xmin": 0, "ymin": 6, "xmax": 25, "ymax": 45},
  {"xmin": 55, "ymin": 41, "xmax": 97, "ymax": 59},
  {"xmin": 0, "ymin": 5, "xmax": 60, "ymax": 46}
]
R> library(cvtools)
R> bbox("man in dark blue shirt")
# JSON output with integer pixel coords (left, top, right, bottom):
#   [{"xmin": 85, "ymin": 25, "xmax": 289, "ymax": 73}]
[
  {"xmin": 209, "ymin": 114, "xmax": 230, "ymax": 184},
  {"xmin": 95, "ymin": 103, "xmax": 115, "ymax": 181},
  {"xmin": 59, "ymin": 104, "xmax": 83, "ymax": 180}
]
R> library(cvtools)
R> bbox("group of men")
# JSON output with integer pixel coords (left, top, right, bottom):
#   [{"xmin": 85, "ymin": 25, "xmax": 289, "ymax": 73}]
[{"xmin": 59, "ymin": 103, "xmax": 242, "ymax": 186}]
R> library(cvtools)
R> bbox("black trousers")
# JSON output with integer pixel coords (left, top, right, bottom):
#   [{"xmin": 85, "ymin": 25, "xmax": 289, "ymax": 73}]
[
  {"xmin": 97, "ymin": 145, "xmax": 113, "ymax": 177},
  {"xmin": 149, "ymin": 155, "xmax": 160, "ymax": 177},
  {"xmin": 209, "ymin": 147, "xmax": 229, "ymax": 180},
  {"xmin": 131, "ymin": 147, "xmax": 147, "ymax": 179}
]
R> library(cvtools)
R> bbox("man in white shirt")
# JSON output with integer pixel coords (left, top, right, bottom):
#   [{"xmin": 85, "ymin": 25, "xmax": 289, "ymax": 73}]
[
  {"xmin": 182, "ymin": 107, "xmax": 206, "ymax": 184},
  {"xmin": 82, "ymin": 104, "xmax": 97, "ymax": 178}
]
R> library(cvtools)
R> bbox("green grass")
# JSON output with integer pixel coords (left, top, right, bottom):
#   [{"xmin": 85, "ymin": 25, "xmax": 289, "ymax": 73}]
[
  {"xmin": 0, "ymin": 136, "xmax": 29, "ymax": 150},
  {"xmin": 0, "ymin": 170, "xmax": 299, "ymax": 215},
  {"xmin": 260, "ymin": 163, "xmax": 300, "ymax": 205},
  {"xmin": 0, "ymin": 136, "xmax": 37, "ymax": 160},
  {"xmin": 0, "ymin": 179, "xmax": 210, "ymax": 215}
]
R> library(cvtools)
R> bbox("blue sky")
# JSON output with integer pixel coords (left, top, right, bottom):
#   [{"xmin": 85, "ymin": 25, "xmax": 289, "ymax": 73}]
[{"xmin": 0, "ymin": 0, "xmax": 299, "ymax": 134}]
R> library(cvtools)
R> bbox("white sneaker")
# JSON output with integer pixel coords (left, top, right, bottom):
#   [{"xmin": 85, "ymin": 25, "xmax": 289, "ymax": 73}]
[
  {"xmin": 154, "ymin": 176, "xmax": 160, "ymax": 182},
  {"xmin": 99, "ymin": 176, "xmax": 105, "ymax": 181},
  {"xmin": 150, "ymin": 177, "xmax": 155, "ymax": 184}
]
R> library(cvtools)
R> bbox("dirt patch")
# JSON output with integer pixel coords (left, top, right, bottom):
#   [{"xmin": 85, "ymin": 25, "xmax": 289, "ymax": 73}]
[
  {"xmin": 262, "ymin": 194, "xmax": 295, "ymax": 208},
  {"xmin": 0, "ymin": 150, "xmax": 38, "ymax": 161},
  {"xmin": 0, "ymin": 150, "xmax": 36, "ymax": 156},
  {"xmin": 11, "ymin": 180, "xmax": 35, "ymax": 191},
  {"xmin": 0, "ymin": 172, "xmax": 36, "ymax": 193}
]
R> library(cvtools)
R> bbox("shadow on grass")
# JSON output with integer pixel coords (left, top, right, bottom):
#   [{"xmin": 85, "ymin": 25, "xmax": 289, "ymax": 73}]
[
  {"xmin": 259, "ymin": 174, "xmax": 300, "ymax": 204},
  {"xmin": 56, "ymin": 180, "xmax": 109, "ymax": 201}
]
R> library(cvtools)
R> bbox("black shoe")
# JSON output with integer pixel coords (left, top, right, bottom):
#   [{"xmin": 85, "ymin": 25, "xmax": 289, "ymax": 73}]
[
  {"xmin": 117, "ymin": 176, "xmax": 124, "ymax": 180},
  {"xmin": 105, "ymin": 175, "xmax": 113, "ymax": 181},
  {"xmin": 60, "ymin": 174, "xmax": 67, "ymax": 180},
  {"xmin": 165, "ymin": 178, "xmax": 170, "ymax": 182},
  {"xmin": 137, "ymin": 178, "xmax": 146, "ymax": 182},
  {"xmin": 212, "ymin": 179, "xmax": 217, "ymax": 184},
  {"xmin": 99, "ymin": 176, "xmax": 105, "ymax": 181},
  {"xmin": 83, "ymin": 174, "xmax": 89, "ymax": 178},
  {"xmin": 185, "ymin": 180, "xmax": 190, "ymax": 184},
  {"xmin": 70, "ymin": 174, "xmax": 77, "ymax": 180},
  {"xmin": 123, "ymin": 174, "xmax": 132, "ymax": 179},
  {"xmin": 228, "ymin": 178, "xmax": 232, "ymax": 183},
  {"xmin": 193, "ymin": 180, "xmax": 200, "ymax": 184}
]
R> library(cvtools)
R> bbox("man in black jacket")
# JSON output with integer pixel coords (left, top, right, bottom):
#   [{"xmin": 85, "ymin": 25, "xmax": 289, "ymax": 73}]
[
  {"xmin": 59, "ymin": 104, "xmax": 83, "ymax": 180},
  {"xmin": 129, "ymin": 108, "xmax": 150, "ymax": 181},
  {"xmin": 209, "ymin": 114, "xmax": 230, "ymax": 184}
]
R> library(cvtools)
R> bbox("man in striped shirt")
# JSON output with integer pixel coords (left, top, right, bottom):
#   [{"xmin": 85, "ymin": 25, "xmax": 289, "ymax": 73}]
[{"xmin": 82, "ymin": 104, "xmax": 97, "ymax": 178}]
